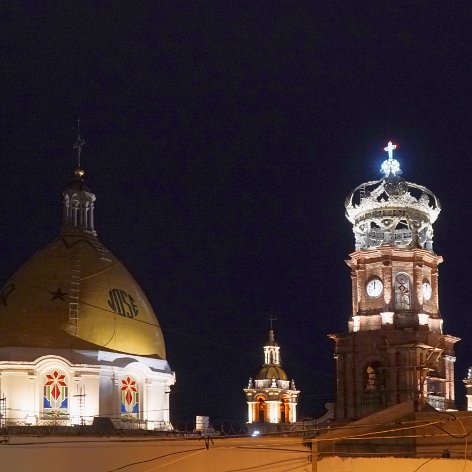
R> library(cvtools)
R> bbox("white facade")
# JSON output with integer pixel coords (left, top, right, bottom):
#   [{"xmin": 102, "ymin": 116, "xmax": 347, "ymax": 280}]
[{"xmin": 0, "ymin": 347, "xmax": 174, "ymax": 430}]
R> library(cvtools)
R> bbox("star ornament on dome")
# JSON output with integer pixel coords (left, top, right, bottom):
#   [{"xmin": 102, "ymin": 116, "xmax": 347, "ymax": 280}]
[
  {"xmin": 50, "ymin": 287, "xmax": 68, "ymax": 301},
  {"xmin": 380, "ymin": 141, "xmax": 402, "ymax": 177}
]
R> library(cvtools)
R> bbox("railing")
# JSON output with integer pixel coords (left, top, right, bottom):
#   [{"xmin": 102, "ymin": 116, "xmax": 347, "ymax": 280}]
[{"xmin": 427, "ymin": 394, "xmax": 445, "ymax": 411}]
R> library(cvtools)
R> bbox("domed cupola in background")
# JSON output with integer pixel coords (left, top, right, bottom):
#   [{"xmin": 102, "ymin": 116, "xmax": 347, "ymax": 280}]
[
  {"xmin": 0, "ymin": 125, "xmax": 175, "ymax": 429},
  {"xmin": 331, "ymin": 141, "xmax": 459, "ymax": 421},
  {"xmin": 244, "ymin": 324, "xmax": 299, "ymax": 433}
]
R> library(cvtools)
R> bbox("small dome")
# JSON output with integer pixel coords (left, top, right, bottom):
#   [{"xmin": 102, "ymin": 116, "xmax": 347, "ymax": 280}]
[
  {"xmin": 0, "ymin": 231, "xmax": 166, "ymax": 359},
  {"xmin": 64, "ymin": 172, "xmax": 92, "ymax": 192},
  {"xmin": 256, "ymin": 365, "xmax": 288, "ymax": 381}
]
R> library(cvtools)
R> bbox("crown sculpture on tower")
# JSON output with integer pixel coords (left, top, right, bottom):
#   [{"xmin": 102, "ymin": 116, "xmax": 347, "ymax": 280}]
[{"xmin": 345, "ymin": 141, "xmax": 440, "ymax": 251}]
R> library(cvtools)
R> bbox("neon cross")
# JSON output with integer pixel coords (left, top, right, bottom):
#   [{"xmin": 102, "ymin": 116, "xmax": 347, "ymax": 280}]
[
  {"xmin": 384, "ymin": 141, "xmax": 397, "ymax": 160},
  {"xmin": 381, "ymin": 140, "xmax": 401, "ymax": 176}
]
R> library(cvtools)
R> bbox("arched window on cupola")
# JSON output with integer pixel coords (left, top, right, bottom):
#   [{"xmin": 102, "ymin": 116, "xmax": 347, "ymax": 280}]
[
  {"xmin": 120, "ymin": 376, "xmax": 140, "ymax": 420},
  {"xmin": 256, "ymin": 396, "xmax": 266, "ymax": 423},
  {"xmin": 71, "ymin": 194, "xmax": 80, "ymax": 227},
  {"xmin": 394, "ymin": 272, "xmax": 411, "ymax": 309},
  {"xmin": 62, "ymin": 194, "xmax": 70, "ymax": 226},
  {"xmin": 43, "ymin": 370, "xmax": 69, "ymax": 420},
  {"xmin": 83, "ymin": 200, "xmax": 90, "ymax": 230},
  {"xmin": 280, "ymin": 397, "xmax": 289, "ymax": 423}
]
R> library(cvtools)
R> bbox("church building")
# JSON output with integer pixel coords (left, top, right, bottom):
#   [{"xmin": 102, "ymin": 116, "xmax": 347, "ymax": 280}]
[
  {"xmin": 330, "ymin": 142, "xmax": 459, "ymax": 421},
  {"xmin": 0, "ymin": 132, "xmax": 175, "ymax": 429},
  {"xmin": 244, "ymin": 327, "xmax": 299, "ymax": 432}
]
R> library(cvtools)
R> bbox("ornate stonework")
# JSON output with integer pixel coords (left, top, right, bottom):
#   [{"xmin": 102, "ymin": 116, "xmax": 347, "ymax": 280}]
[
  {"xmin": 332, "ymin": 142, "xmax": 459, "ymax": 421},
  {"xmin": 345, "ymin": 178, "xmax": 440, "ymax": 251}
]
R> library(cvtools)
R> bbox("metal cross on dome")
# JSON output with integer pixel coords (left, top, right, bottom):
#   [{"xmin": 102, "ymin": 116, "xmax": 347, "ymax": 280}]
[
  {"xmin": 73, "ymin": 119, "xmax": 86, "ymax": 169},
  {"xmin": 381, "ymin": 140, "xmax": 401, "ymax": 177}
]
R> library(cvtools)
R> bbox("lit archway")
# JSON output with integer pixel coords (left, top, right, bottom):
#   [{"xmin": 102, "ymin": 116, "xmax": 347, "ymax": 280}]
[
  {"xmin": 280, "ymin": 397, "xmax": 289, "ymax": 423},
  {"xmin": 255, "ymin": 396, "xmax": 266, "ymax": 423}
]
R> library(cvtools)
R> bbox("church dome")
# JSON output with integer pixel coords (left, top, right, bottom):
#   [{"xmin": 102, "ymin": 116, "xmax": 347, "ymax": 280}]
[
  {"xmin": 0, "ymin": 142, "xmax": 166, "ymax": 359},
  {"xmin": 0, "ymin": 232, "xmax": 166, "ymax": 359},
  {"xmin": 255, "ymin": 365, "xmax": 288, "ymax": 381}
]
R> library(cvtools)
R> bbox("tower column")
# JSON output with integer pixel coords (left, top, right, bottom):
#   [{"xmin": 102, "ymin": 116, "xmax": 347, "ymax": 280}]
[
  {"xmin": 431, "ymin": 269, "xmax": 439, "ymax": 313},
  {"xmin": 356, "ymin": 263, "xmax": 365, "ymax": 314},
  {"xmin": 413, "ymin": 262, "xmax": 423, "ymax": 309},
  {"xmin": 382, "ymin": 260, "xmax": 393, "ymax": 309},
  {"xmin": 351, "ymin": 272, "xmax": 358, "ymax": 316}
]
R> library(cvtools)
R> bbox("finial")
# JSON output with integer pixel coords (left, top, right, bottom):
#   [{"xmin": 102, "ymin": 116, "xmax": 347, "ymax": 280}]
[
  {"xmin": 381, "ymin": 140, "xmax": 401, "ymax": 177},
  {"xmin": 73, "ymin": 119, "xmax": 86, "ymax": 177},
  {"xmin": 268, "ymin": 316, "xmax": 277, "ymax": 330}
]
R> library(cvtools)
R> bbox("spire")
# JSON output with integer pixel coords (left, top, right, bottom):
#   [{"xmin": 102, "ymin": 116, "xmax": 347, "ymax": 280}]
[
  {"xmin": 267, "ymin": 316, "xmax": 277, "ymax": 345},
  {"xmin": 62, "ymin": 122, "xmax": 96, "ymax": 235}
]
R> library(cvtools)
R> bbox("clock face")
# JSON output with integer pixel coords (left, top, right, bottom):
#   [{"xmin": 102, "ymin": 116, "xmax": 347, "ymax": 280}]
[
  {"xmin": 366, "ymin": 278, "xmax": 383, "ymax": 297},
  {"xmin": 422, "ymin": 282, "xmax": 432, "ymax": 301},
  {"xmin": 396, "ymin": 273, "xmax": 409, "ymax": 285}
]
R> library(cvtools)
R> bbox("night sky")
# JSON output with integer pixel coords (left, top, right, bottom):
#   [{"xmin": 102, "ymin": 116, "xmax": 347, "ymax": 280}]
[{"xmin": 1, "ymin": 3, "xmax": 472, "ymax": 426}]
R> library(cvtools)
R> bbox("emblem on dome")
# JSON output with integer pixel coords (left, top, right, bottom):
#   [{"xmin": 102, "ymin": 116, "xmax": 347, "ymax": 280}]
[{"xmin": 107, "ymin": 288, "xmax": 139, "ymax": 319}]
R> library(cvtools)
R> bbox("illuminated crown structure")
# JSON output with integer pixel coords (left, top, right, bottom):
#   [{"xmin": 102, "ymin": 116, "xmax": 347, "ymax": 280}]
[
  {"xmin": 331, "ymin": 142, "xmax": 459, "ymax": 421},
  {"xmin": 0, "ymin": 131, "xmax": 175, "ymax": 429},
  {"xmin": 346, "ymin": 141, "xmax": 440, "ymax": 252}
]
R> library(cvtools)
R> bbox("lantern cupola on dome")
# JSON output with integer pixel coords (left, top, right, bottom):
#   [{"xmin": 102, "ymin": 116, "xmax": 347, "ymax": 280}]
[
  {"xmin": 0, "ymin": 124, "xmax": 167, "ymax": 359},
  {"xmin": 345, "ymin": 141, "xmax": 440, "ymax": 251},
  {"xmin": 62, "ymin": 121, "xmax": 96, "ymax": 235}
]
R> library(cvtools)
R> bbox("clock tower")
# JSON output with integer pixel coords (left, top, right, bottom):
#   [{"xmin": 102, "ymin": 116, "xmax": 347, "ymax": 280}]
[{"xmin": 331, "ymin": 142, "xmax": 459, "ymax": 421}]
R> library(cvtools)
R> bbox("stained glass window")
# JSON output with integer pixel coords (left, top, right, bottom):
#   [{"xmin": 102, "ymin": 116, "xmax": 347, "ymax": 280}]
[
  {"xmin": 121, "ymin": 376, "xmax": 139, "ymax": 418},
  {"xmin": 43, "ymin": 370, "xmax": 69, "ymax": 418}
]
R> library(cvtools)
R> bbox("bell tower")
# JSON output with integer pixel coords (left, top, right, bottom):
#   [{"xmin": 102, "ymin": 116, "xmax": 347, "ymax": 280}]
[{"xmin": 331, "ymin": 142, "xmax": 459, "ymax": 421}]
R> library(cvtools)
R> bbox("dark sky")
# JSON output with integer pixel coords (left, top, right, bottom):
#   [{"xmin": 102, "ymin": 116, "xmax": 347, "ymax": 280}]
[{"xmin": 1, "ymin": 2, "xmax": 472, "ymax": 425}]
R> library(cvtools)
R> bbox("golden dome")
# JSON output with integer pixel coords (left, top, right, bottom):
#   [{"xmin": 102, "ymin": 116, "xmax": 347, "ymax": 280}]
[
  {"xmin": 0, "ymin": 231, "xmax": 166, "ymax": 359},
  {"xmin": 255, "ymin": 365, "xmax": 288, "ymax": 381}
]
